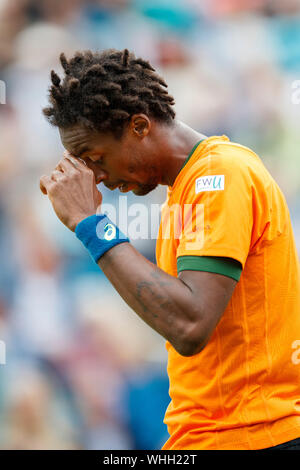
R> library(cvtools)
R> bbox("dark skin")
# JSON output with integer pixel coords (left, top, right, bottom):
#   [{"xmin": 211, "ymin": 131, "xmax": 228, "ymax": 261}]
[{"xmin": 40, "ymin": 116, "xmax": 237, "ymax": 356}]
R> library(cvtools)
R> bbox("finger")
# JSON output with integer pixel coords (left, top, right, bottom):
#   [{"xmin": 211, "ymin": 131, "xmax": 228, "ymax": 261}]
[
  {"xmin": 40, "ymin": 175, "xmax": 53, "ymax": 195},
  {"xmin": 56, "ymin": 156, "xmax": 87, "ymax": 172},
  {"xmin": 63, "ymin": 150, "xmax": 73, "ymax": 159},
  {"xmin": 64, "ymin": 156, "xmax": 87, "ymax": 172},
  {"xmin": 64, "ymin": 150, "xmax": 87, "ymax": 166},
  {"xmin": 56, "ymin": 157, "xmax": 81, "ymax": 174},
  {"xmin": 65, "ymin": 156, "xmax": 81, "ymax": 169},
  {"xmin": 55, "ymin": 161, "xmax": 65, "ymax": 172},
  {"xmin": 77, "ymin": 157, "xmax": 87, "ymax": 166},
  {"xmin": 51, "ymin": 169, "xmax": 65, "ymax": 182},
  {"xmin": 63, "ymin": 149, "xmax": 87, "ymax": 169}
]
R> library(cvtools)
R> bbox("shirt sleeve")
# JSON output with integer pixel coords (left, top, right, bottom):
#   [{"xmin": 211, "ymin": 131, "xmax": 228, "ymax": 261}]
[{"xmin": 176, "ymin": 153, "xmax": 253, "ymax": 271}]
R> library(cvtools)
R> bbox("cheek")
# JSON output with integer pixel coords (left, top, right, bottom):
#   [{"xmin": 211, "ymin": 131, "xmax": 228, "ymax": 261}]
[
  {"xmin": 128, "ymin": 164, "xmax": 136, "ymax": 174},
  {"xmin": 128, "ymin": 151, "xmax": 144, "ymax": 175}
]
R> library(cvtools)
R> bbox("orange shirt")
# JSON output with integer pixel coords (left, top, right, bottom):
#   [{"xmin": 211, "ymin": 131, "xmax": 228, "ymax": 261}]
[{"xmin": 156, "ymin": 136, "xmax": 300, "ymax": 450}]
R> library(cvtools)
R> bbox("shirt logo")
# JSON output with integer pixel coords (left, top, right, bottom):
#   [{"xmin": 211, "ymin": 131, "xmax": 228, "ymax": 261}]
[{"xmin": 195, "ymin": 175, "xmax": 225, "ymax": 193}]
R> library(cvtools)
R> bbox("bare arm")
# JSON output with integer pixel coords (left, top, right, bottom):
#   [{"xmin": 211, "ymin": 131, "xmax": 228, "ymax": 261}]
[
  {"xmin": 98, "ymin": 242, "xmax": 237, "ymax": 356},
  {"xmin": 40, "ymin": 156, "xmax": 237, "ymax": 356}
]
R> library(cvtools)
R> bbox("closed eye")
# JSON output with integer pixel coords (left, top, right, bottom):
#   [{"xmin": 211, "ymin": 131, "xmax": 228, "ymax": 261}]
[{"xmin": 86, "ymin": 156, "xmax": 104, "ymax": 165}]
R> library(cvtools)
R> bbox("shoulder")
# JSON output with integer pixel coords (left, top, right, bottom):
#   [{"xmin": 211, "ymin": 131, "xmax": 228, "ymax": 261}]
[
  {"xmin": 191, "ymin": 140, "xmax": 262, "ymax": 178},
  {"xmin": 177, "ymin": 140, "xmax": 261, "ymax": 203}
]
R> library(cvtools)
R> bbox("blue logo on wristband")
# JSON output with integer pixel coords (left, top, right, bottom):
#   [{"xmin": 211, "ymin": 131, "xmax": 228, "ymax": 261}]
[{"xmin": 104, "ymin": 223, "xmax": 116, "ymax": 241}]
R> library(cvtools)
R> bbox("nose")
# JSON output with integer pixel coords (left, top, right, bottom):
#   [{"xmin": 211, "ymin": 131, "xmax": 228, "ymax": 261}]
[{"xmin": 85, "ymin": 160, "xmax": 108, "ymax": 184}]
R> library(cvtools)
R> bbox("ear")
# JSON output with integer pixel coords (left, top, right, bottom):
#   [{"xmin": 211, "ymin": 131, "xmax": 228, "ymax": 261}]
[{"xmin": 130, "ymin": 114, "xmax": 151, "ymax": 138}]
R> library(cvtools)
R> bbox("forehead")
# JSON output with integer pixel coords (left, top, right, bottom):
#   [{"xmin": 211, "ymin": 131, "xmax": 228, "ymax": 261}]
[
  {"xmin": 59, "ymin": 125, "xmax": 126, "ymax": 159},
  {"xmin": 59, "ymin": 125, "xmax": 96, "ymax": 156}
]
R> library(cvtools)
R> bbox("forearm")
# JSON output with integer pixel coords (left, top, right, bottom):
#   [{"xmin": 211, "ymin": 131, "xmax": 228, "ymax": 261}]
[{"xmin": 98, "ymin": 242, "xmax": 201, "ymax": 355}]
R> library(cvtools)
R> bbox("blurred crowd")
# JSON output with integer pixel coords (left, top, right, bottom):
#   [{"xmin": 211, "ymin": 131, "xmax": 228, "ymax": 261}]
[{"xmin": 0, "ymin": 0, "xmax": 300, "ymax": 450}]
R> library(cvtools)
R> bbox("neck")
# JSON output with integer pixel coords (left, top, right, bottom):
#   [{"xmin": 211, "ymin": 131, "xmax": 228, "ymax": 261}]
[{"xmin": 157, "ymin": 120, "xmax": 206, "ymax": 187}]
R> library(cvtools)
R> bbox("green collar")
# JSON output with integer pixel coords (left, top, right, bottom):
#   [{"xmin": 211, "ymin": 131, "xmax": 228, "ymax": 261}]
[{"xmin": 180, "ymin": 139, "xmax": 205, "ymax": 171}]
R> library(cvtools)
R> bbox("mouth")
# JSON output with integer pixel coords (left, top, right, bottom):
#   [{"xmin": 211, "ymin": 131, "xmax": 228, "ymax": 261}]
[{"xmin": 119, "ymin": 182, "xmax": 137, "ymax": 193}]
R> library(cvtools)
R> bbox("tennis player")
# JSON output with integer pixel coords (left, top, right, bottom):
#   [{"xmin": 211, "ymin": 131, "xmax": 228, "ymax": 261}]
[{"xmin": 40, "ymin": 49, "xmax": 300, "ymax": 450}]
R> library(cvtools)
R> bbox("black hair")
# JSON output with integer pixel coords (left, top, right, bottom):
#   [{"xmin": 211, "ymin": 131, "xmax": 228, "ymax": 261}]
[{"xmin": 43, "ymin": 49, "xmax": 175, "ymax": 137}]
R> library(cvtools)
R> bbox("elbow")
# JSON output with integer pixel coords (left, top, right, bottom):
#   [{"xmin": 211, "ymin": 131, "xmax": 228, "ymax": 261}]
[
  {"xmin": 175, "ymin": 340, "xmax": 205, "ymax": 357},
  {"xmin": 172, "ymin": 323, "xmax": 209, "ymax": 357}
]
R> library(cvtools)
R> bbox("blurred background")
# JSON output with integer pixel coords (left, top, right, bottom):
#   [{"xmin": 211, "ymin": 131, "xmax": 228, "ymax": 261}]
[{"xmin": 0, "ymin": 0, "xmax": 300, "ymax": 450}]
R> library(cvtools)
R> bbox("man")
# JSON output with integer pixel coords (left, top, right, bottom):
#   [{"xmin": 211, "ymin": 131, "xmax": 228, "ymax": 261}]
[{"xmin": 40, "ymin": 49, "xmax": 300, "ymax": 450}]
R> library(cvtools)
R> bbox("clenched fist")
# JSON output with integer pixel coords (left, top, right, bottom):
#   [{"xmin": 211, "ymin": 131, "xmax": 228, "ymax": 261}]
[{"xmin": 40, "ymin": 155, "xmax": 102, "ymax": 231}]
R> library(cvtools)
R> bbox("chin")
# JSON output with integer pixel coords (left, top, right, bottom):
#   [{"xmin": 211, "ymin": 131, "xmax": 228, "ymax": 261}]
[{"xmin": 133, "ymin": 183, "xmax": 158, "ymax": 196}]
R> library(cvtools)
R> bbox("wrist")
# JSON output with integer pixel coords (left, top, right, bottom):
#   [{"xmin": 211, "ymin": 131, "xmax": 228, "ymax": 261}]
[
  {"xmin": 75, "ymin": 214, "xmax": 129, "ymax": 263},
  {"xmin": 74, "ymin": 212, "xmax": 97, "ymax": 230}
]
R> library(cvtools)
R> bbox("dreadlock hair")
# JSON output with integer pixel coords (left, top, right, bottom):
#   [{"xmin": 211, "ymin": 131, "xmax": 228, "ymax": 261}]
[{"xmin": 43, "ymin": 49, "xmax": 176, "ymax": 138}]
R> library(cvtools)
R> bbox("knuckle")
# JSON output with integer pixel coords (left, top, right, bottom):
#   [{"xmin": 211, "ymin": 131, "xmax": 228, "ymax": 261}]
[
  {"xmin": 71, "ymin": 169, "xmax": 80, "ymax": 179},
  {"xmin": 86, "ymin": 168, "xmax": 95, "ymax": 179},
  {"xmin": 49, "ymin": 183, "xmax": 58, "ymax": 195}
]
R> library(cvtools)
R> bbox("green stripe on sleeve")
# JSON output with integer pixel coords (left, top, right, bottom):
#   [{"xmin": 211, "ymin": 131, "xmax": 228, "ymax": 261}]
[{"xmin": 177, "ymin": 256, "xmax": 242, "ymax": 281}]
